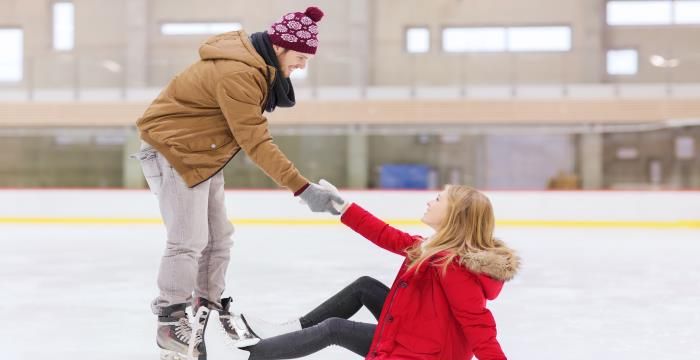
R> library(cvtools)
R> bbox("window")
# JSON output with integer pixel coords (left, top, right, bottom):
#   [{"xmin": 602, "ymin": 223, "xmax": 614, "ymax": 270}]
[
  {"xmin": 0, "ymin": 28, "xmax": 23, "ymax": 82},
  {"xmin": 53, "ymin": 2, "xmax": 75, "ymax": 51},
  {"xmin": 161, "ymin": 22, "xmax": 242, "ymax": 35},
  {"xmin": 607, "ymin": 1, "xmax": 700, "ymax": 25},
  {"xmin": 607, "ymin": 1, "xmax": 672, "ymax": 25},
  {"xmin": 675, "ymin": 1, "xmax": 700, "ymax": 24},
  {"xmin": 607, "ymin": 49, "xmax": 639, "ymax": 75},
  {"xmin": 442, "ymin": 26, "xmax": 571, "ymax": 53},
  {"xmin": 406, "ymin": 27, "xmax": 430, "ymax": 53},
  {"xmin": 443, "ymin": 27, "xmax": 506, "ymax": 52},
  {"xmin": 507, "ymin": 26, "xmax": 571, "ymax": 52}
]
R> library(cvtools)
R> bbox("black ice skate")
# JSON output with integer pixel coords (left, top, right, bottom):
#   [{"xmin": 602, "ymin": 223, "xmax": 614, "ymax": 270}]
[{"xmin": 157, "ymin": 303, "xmax": 209, "ymax": 360}]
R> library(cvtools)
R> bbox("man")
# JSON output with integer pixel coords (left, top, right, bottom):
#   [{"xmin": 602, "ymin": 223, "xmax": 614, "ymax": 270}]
[{"xmin": 132, "ymin": 6, "xmax": 337, "ymax": 360}]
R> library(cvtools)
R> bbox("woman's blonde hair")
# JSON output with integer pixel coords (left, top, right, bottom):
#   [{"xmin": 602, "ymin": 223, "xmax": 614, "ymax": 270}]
[{"xmin": 407, "ymin": 185, "xmax": 499, "ymax": 274}]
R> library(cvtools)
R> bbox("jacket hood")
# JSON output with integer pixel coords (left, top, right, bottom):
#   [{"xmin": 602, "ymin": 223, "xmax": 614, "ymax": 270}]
[
  {"xmin": 198, "ymin": 30, "xmax": 269, "ymax": 74},
  {"xmin": 460, "ymin": 239, "xmax": 520, "ymax": 300}
]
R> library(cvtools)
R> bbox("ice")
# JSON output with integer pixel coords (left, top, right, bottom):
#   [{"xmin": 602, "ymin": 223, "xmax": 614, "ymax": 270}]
[{"xmin": 1, "ymin": 223, "xmax": 699, "ymax": 359}]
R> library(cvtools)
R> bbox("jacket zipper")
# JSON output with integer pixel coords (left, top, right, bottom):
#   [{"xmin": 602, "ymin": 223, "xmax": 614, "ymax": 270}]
[
  {"xmin": 194, "ymin": 66, "xmax": 270, "ymax": 188},
  {"xmin": 189, "ymin": 148, "xmax": 241, "ymax": 188}
]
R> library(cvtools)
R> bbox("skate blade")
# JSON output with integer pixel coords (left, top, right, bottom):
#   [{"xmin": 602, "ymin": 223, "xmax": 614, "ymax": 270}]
[
  {"xmin": 233, "ymin": 337, "xmax": 260, "ymax": 348},
  {"xmin": 160, "ymin": 349, "xmax": 192, "ymax": 360}
]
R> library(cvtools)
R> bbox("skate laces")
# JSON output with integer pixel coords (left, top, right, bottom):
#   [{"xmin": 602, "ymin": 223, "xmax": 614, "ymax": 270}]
[
  {"xmin": 174, "ymin": 317, "xmax": 194, "ymax": 343},
  {"xmin": 191, "ymin": 308, "xmax": 208, "ymax": 346},
  {"xmin": 220, "ymin": 313, "xmax": 254, "ymax": 339},
  {"xmin": 219, "ymin": 315, "xmax": 240, "ymax": 346},
  {"xmin": 185, "ymin": 307, "xmax": 209, "ymax": 358},
  {"xmin": 219, "ymin": 314, "xmax": 254, "ymax": 349},
  {"xmin": 219, "ymin": 314, "xmax": 238, "ymax": 335},
  {"xmin": 192, "ymin": 326, "xmax": 204, "ymax": 347}
]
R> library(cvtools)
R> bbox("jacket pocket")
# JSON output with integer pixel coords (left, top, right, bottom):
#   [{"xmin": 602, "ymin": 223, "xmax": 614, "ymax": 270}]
[
  {"xmin": 185, "ymin": 134, "xmax": 234, "ymax": 152},
  {"xmin": 130, "ymin": 147, "xmax": 162, "ymax": 196},
  {"xmin": 394, "ymin": 332, "xmax": 442, "ymax": 355}
]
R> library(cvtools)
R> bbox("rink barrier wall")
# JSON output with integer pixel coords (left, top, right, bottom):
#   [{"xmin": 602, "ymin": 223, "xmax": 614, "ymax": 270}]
[
  {"xmin": 0, "ymin": 189, "xmax": 698, "ymax": 229},
  {"xmin": 3, "ymin": 97, "xmax": 700, "ymax": 125}
]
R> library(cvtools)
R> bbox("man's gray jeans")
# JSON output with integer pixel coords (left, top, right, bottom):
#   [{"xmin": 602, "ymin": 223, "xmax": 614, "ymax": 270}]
[{"xmin": 133, "ymin": 142, "xmax": 234, "ymax": 315}]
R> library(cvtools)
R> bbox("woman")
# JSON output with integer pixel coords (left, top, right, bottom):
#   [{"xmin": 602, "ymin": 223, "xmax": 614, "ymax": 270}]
[{"xmin": 231, "ymin": 183, "xmax": 520, "ymax": 359}]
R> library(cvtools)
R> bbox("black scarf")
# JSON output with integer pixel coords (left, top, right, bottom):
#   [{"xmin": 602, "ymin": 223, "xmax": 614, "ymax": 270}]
[{"xmin": 250, "ymin": 32, "xmax": 296, "ymax": 113}]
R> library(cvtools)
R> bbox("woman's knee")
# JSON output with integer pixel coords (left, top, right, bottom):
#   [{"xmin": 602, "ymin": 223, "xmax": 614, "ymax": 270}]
[
  {"xmin": 352, "ymin": 276, "xmax": 381, "ymax": 290},
  {"xmin": 319, "ymin": 317, "xmax": 346, "ymax": 336}
]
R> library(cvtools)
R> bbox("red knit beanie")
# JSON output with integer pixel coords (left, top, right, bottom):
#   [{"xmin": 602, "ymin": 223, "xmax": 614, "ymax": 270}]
[{"xmin": 267, "ymin": 6, "xmax": 324, "ymax": 55}]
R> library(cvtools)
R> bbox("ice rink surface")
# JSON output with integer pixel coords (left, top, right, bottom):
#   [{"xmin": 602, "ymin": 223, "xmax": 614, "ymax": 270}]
[{"xmin": 2, "ymin": 222, "xmax": 700, "ymax": 360}]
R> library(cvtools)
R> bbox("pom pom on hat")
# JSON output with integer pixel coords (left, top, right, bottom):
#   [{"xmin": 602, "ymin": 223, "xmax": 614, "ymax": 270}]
[{"xmin": 304, "ymin": 6, "xmax": 324, "ymax": 22}]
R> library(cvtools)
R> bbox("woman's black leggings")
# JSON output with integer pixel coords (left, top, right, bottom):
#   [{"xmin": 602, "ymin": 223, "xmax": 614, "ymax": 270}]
[{"xmin": 246, "ymin": 276, "xmax": 389, "ymax": 359}]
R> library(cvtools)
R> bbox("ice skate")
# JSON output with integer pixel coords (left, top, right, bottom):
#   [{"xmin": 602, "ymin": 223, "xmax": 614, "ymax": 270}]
[
  {"xmin": 218, "ymin": 297, "xmax": 261, "ymax": 348},
  {"xmin": 157, "ymin": 303, "xmax": 207, "ymax": 360},
  {"xmin": 238, "ymin": 313, "xmax": 301, "ymax": 339}
]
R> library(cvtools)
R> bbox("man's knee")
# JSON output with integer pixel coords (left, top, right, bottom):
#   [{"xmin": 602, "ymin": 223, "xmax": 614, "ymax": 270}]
[{"xmin": 163, "ymin": 242, "xmax": 207, "ymax": 258}]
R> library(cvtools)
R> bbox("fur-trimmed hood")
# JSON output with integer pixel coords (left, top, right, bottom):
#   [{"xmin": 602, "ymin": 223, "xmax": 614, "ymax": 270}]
[{"xmin": 459, "ymin": 239, "xmax": 520, "ymax": 282}]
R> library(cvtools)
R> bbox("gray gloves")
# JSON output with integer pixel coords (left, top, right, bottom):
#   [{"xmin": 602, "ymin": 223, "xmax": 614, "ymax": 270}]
[
  {"xmin": 298, "ymin": 179, "xmax": 345, "ymax": 215},
  {"xmin": 318, "ymin": 179, "xmax": 349, "ymax": 214}
]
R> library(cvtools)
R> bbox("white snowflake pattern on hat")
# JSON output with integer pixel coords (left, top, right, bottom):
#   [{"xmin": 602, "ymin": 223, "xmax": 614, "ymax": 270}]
[
  {"xmin": 287, "ymin": 21, "xmax": 302, "ymax": 30},
  {"xmin": 268, "ymin": 7, "xmax": 322, "ymax": 54},
  {"xmin": 296, "ymin": 30, "xmax": 311, "ymax": 39},
  {"xmin": 281, "ymin": 34, "xmax": 299, "ymax": 42}
]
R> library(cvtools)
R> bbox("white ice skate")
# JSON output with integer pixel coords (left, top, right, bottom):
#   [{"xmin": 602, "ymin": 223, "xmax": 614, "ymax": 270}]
[
  {"xmin": 218, "ymin": 297, "xmax": 261, "ymax": 348},
  {"xmin": 238, "ymin": 313, "xmax": 302, "ymax": 339}
]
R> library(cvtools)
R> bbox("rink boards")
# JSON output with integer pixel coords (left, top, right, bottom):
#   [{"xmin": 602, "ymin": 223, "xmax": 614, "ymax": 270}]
[{"xmin": 0, "ymin": 189, "xmax": 698, "ymax": 229}]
